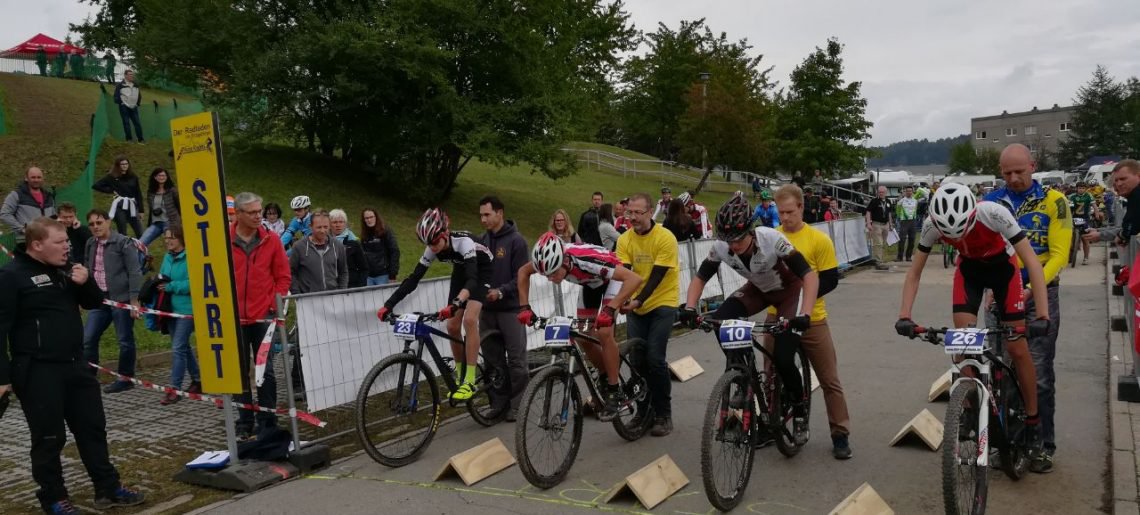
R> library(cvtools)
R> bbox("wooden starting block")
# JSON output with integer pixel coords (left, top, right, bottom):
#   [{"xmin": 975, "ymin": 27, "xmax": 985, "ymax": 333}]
[
  {"xmin": 829, "ymin": 482, "xmax": 894, "ymax": 515},
  {"xmin": 888, "ymin": 409, "xmax": 943, "ymax": 451},
  {"xmin": 668, "ymin": 356, "xmax": 704, "ymax": 382},
  {"xmin": 434, "ymin": 437, "xmax": 516, "ymax": 486},
  {"xmin": 603, "ymin": 455, "xmax": 689, "ymax": 509},
  {"xmin": 928, "ymin": 369, "xmax": 953, "ymax": 402}
]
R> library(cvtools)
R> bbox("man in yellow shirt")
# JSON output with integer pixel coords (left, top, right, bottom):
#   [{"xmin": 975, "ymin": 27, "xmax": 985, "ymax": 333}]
[
  {"xmin": 616, "ymin": 192, "xmax": 681, "ymax": 437},
  {"xmin": 769, "ymin": 184, "xmax": 852, "ymax": 459}
]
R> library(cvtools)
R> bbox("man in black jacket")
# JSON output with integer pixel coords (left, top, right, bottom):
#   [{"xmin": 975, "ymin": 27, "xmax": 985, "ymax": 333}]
[
  {"xmin": 578, "ymin": 191, "xmax": 603, "ymax": 246},
  {"xmin": 478, "ymin": 196, "xmax": 530, "ymax": 420},
  {"xmin": 56, "ymin": 202, "xmax": 91, "ymax": 264},
  {"xmin": 0, "ymin": 218, "xmax": 144, "ymax": 513},
  {"xmin": 1086, "ymin": 160, "xmax": 1140, "ymax": 246}
]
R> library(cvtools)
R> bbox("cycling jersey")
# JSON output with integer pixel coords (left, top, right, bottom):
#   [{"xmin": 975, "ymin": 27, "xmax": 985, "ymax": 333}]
[
  {"xmin": 752, "ymin": 203, "xmax": 779, "ymax": 228},
  {"xmin": 984, "ymin": 181, "xmax": 1072, "ymax": 284},
  {"xmin": 917, "ymin": 202, "xmax": 1025, "ymax": 260},
  {"xmin": 688, "ymin": 203, "xmax": 712, "ymax": 238},
  {"xmin": 1069, "ymin": 192, "xmax": 1095, "ymax": 220},
  {"xmin": 698, "ymin": 226, "xmax": 810, "ymax": 292},
  {"xmin": 563, "ymin": 244, "xmax": 625, "ymax": 316},
  {"xmin": 384, "ymin": 231, "xmax": 494, "ymax": 309}
]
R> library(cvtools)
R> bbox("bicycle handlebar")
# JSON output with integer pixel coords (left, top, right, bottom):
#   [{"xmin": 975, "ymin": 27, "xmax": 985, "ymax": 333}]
[
  {"xmin": 528, "ymin": 315, "xmax": 595, "ymax": 330},
  {"xmin": 381, "ymin": 312, "xmax": 445, "ymax": 325},
  {"xmin": 697, "ymin": 316, "xmax": 792, "ymax": 335},
  {"xmin": 908, "ymin": 324, "xmax": 1025, "ymax": 345}
]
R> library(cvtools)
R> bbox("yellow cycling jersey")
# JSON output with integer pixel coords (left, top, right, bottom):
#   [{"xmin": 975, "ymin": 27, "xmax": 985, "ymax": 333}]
[{"xmin": 984, "ymin": 184, "xmax": 1073, "ymax": 284}]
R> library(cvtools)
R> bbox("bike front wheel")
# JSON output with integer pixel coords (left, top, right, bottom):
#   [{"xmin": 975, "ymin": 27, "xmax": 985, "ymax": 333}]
[
  {"xmin": 613, "ymin": 338, "xmax": 654, "ymax": 441},
  {"xmin": 700, "ymin": 369, "xmax": 756, "ymax": 512},
  {"xmin": 515, "ymin": 366, "xmax": 583, "ymax": 489},
  {"xmin": 355, "ymin": 353, "xmax": 440, "ymax": 467},
  {"xmin": 942, "ymin": 383, "xmax": 988, "ymax": 515}
]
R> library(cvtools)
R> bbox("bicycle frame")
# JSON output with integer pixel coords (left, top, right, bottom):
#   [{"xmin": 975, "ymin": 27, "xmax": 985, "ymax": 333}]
[
  {"xmin": 389, "ymin": 314, "xmax": 468, "ymax": 409},
  {"xmin": 546, "ymin": 326, "xmax": 609, "ymax": 415}
]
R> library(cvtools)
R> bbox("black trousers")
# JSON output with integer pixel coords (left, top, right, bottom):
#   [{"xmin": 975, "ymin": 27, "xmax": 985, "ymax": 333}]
[
  {"xmin": 11, "ymin": 359, "xmax": 120, "ymax": 510},
  {"xmin": 236, "ymin": 322, "xmax": 278, "ymax": 429}
]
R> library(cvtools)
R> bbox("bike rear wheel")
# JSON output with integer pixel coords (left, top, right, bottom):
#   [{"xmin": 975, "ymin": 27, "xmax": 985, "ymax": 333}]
[
  {"xmin": 468, "ymin": 361, "xmax": 508, "ymax": 427},
  {"xmin": 515, "ymin": 366, "xmax": 583, "ymax": 489},
  {"xmin": 355, "ymin": 353, "xmax": 440, "ymax": 467},
  {"xmin": 774, "ymin": 347, "xmax": 811, "ymax": 457},
  {"xmin": 700, "ymin": 369, "xmax": 756, "ymax": 512},
  {"xmin": 942, "ymin": 383, "xmax": 988, "ymax": 515},
  {"xmin": 613, "ymin": 338, "xmax": 654, "ymax": 441}
]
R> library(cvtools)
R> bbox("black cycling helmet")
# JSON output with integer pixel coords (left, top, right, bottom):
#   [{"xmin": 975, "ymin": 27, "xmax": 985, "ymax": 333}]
[{"xmin": 715, "ymin": 191, "xmax": 752, "ymax": 241}]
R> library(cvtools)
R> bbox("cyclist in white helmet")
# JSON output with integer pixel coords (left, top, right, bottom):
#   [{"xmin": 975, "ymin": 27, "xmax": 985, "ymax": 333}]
[
  {"xmin": 896, "ymin": 183, "xmax": 1052, "ymax": 453},
  {"xmin": 377, "ymin": 208, "xmax": 493, "ymax": 401},
  {"xmin": 515, "ymin": 232, "xmax": 643, "ymax": 420},
  {"xmin": 281, "ymin": 195, "xmax": 313, "ymax": 248}
]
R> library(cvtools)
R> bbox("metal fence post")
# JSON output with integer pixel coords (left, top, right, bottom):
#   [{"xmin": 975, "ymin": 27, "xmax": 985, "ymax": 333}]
[{"xmin": 277, "ymin": 294, "xmax": 303, "ymax": 451}]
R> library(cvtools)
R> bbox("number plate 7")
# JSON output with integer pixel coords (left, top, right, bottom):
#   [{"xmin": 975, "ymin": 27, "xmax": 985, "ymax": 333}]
[
  {"xmin": 719, "ymin": 320, "xmax": 755, "ymax": 350},
  {"xmin": 944, "ymin": 328, "xmax": 986, "ymax": 355},
  {"xmin": 544, "ymin": 317, "xmax": 572, "ymax": 347}
]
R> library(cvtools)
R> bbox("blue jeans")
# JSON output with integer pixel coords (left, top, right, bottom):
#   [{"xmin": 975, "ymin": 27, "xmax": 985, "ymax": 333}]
[
  {"xmin": 1027, "ymin": 283, "xmax": 1060, "ymax": 453},
  {"xmin": 169, "ymin": 318, "xmax": 200, "ymax": 387},
  {"xmin": 82, "ymin": 305, "xmax": 137, "ymax": 377},
  {"xmin": 626, "ymin": 306, "xmax": 677, "ymax": 418},
  {"xmin": 141, "ymin": 221, "xmax": 167, "ymax": 246},
  {"xmin": 118, "ymin": 104, "xmax": 144, "ymax": 142},
  {"xmin": 367, "ymin": 276, "xmax": 390, "ymax": 286}
]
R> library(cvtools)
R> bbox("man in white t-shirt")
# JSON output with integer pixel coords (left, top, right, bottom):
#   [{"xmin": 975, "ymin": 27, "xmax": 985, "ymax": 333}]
[{"xmin": 895, "ymin": 186, "xmax": 918, "ymax": 261}]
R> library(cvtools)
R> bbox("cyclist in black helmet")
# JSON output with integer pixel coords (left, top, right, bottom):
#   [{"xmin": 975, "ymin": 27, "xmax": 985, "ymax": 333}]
[{"xmin": 679, "ymin": 191, "xmax": 820, "ymax": 445}]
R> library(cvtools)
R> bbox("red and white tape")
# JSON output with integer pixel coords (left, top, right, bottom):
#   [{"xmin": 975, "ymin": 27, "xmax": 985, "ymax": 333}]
[
  {"xmin": 0, "ymin": 229, "xmax": 15, "ymax": 258},
  {"xmin": 102, "ymin": 299, "xmax": 282, "ymax": 325},
  {"xmin": 254, "ymin": 321, "xmax": 277, "ymax": 387},
  {"xmin": 89, "ymin": 362, "xmax": 327, "ymax": 428}
]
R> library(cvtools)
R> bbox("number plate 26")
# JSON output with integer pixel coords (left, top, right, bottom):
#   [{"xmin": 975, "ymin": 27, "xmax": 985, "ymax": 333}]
[
  {"xmin": 544, "ymin": 317, "xmax": 572, "ymax": 347},
  {"xmin": 944, "ymin": 328, "xmax": 986, "ymax": 355},
  {"xmin": 393, "ymin": 314, "xmax": 420, "ymax": 341},
  {"xmin": 719, "ymin": 320, "xmax": 755, "ymax": 350}
]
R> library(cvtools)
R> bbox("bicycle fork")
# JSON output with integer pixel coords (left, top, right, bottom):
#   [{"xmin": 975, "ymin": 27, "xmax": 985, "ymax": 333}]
[{"xmin": 950, "ymin": 375, "xmax": 992, "ymax": 467}]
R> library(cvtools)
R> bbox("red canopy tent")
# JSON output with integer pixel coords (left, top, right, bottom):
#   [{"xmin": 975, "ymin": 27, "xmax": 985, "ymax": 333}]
[{"xmin": 0, "ymin": 33, "xmax": 86, "ymax": 58}]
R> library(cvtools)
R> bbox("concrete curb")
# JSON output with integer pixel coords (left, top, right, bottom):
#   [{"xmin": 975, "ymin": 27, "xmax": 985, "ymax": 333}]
[{"xmin": 1107, "ymin": 246, "xmax": 1140, "ymax": 515}]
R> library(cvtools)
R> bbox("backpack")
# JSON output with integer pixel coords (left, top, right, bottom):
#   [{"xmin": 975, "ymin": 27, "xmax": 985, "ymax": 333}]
[{"xmin": 139, "ymin": 274, "xmax": 173, "ymax": 333}]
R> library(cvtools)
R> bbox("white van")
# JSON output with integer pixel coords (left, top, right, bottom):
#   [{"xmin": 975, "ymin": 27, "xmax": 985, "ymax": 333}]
[{"xmin": 1083, "ymin": 163, "xmax": 1118, "ymax": 187}]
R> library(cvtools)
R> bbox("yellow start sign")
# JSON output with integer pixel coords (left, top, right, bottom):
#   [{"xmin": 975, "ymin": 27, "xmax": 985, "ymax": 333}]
[{"xmin": 170, "ymin": 112, "xmax": 243, "ymax": 394}]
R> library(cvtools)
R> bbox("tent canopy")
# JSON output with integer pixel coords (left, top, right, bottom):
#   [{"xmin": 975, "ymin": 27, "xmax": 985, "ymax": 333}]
[{"xmin": 0, "ymin": 34, "xmax": 87, "ymax": 58}]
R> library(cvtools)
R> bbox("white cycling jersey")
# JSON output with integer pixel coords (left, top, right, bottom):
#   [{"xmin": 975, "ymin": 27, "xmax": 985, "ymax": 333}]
[{"xmin": 706, "ymin": 226, "xmax": 797, "ymax": 292}]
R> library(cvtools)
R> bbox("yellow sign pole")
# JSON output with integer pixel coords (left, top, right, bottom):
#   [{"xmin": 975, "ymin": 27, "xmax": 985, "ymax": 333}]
[{"xmin": 170, "ymin": 112, "xmax": 243, "ymax": 394}]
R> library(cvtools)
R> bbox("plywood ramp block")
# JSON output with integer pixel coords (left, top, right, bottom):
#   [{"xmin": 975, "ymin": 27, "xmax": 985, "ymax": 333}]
[
  {"xmin": 602, "ymin": 454, "xmax": 689, "ymax": 510},
  {"xmin": 434, "ymin": 437, "xmax": 516, "ymax": 486}
]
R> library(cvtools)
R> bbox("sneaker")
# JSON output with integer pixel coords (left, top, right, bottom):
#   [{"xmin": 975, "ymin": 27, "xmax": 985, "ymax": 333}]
[
  {"xmin": 1082, "ymin": 258, "xmax": 1089, "ymax": 265},
  {"xmin": 236, "ymin": 425, "xmax": 255, "ymax": 442},
  {"xmin": 159, "ymin": 391, "xmax": 180, "ymax": 405},
  {"xmin": 451, "ymin": 382, "xmax": 477, "ymax": 401},
  {"xmin": 1029, "ymin": 452, "xmax": 1054, "ymax": 473},
  {"xmin": 832, "ymin": 434, "xmax": 853, "ymax": 460},
  {"xmin": 93, "ymin": 485, "xmax": 145, "ymax": 509},
  {"xmin": 650, "ymin": 416, "xmax": 672, "ymax": 437},
  {"xmin": 505, "ymin": 407, "xmax": 518, "ymax": 423},
  {"xmin": 50, "ymin": 499, "xmax": 80, "ymax": 514},
  {"xmin": 187, "ymin": 381, "xmax": 202, "ymax": 394},
  {"xmin": 599, "ymin": 384, "xmax": 629, "ymax": 422},
  {"xmin": 102, "ymin": 380, "xmax": 133, "ymax": 394}
]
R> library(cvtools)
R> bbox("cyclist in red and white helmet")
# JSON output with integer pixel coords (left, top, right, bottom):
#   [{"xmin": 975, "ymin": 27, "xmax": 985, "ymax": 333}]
[
  {"xmin": 515, "ymin": 232, "xmax": 643, "ymax": 420},
  {"xmin": 896, "ymin": 183, "xmax": 1052, "ymax": 454},
  {"xmin": 377, "ymin": 207, "xmax": 494, "ymax": 401}
]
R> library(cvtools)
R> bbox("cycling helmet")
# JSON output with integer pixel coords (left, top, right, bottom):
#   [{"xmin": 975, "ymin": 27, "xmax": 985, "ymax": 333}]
[
  {"xmin": 759, "ymin": 189, "xmax": 773, "ymax": 201},
  {"xmin": 715, "ymin": 191, "xmax": 753, "ymax": 241},
  {"xmin": 677, "ymin": 191, "xmax": 693, "ymax": 206},
  {"xmin": 531, "ymin": 232, "xmax": 566, "ymax": 276},
  {"xmin": 929, "ymin": 183, "xmax": 977, "ymax": 239},
  {"xmin": 290, "ymin": 195, "xmax": 311, "ymax": 210},
  {"xmin": 415, "ymin": 207, "xmax": 449, "ymax": 245}
]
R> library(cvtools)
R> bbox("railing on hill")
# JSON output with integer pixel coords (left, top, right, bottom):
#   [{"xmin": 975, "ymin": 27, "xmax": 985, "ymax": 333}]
[{"xmin": 563, "ymin": 148, "xmax": 779, "ymax": 194}]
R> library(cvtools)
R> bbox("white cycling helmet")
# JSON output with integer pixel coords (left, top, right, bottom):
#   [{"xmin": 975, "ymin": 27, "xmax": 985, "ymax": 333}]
[
  {"xmin": 290, "ymin": 195, "xmax": 311, "ymax": 210},
  {"xmin": 531, "ymin": 232, "xmax": 566, "ymax": 276},
  {"xmin": 677, "ymin": 191, "xmax": 693, "ymax": 206},
  {"xmin": 929, "ymin": 183, "xmax": 977, "ymax": 239}
]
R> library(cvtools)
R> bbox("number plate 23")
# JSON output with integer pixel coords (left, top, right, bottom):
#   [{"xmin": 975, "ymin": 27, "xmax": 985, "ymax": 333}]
[
  {"xmin": 944, "ymin": 328, "xmax": 986, "ymax": 355},
  {"xmin": 393, "ymin": 314, "xmax": 420, "ymax": 340},
  {"xmin": 544, "ymin": 317, "xmax": 572, "ymax": 347},
  {"xmin": 719, "ymin": 320, "xmax": 755, "ymax": 350}
]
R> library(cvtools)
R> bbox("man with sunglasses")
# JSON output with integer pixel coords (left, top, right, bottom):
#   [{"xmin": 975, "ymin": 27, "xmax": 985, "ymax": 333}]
[{"xmin": 81, "ymin": 209, "xmax": 142, "ymax": 394}]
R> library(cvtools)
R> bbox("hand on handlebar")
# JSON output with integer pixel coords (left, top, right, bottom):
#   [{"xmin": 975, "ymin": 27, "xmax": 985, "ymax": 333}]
[
  {"xmin": 790, "ymin": 315, "xmax": 811, "ymax": 332},
  {"xmin": 895, "ymin": 318, "xmax": 917, "ymax": 338},
  {"xmin": 517, "ymin": 305, "xmax": 536, "ymax": 327},
  {"xmin": 377, "ymin": 306, "xmax": 393, "ymax": 322},
  {"xmin": 678, "ymin": 305, "xmax": 700, "ymax": 329}
]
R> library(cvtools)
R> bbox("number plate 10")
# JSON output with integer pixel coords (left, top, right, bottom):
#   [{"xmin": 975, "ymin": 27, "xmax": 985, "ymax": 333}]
[
  {"xmin": 393, "ymin": 314, "xmax": 420, "ymax": 341},
  {"xmin": 944, "ymin": 328, "xmax": 986, "ymax": 355},
  {"xmin": 719, "ymin": 320, "xmax": 755, "ymax": 350},
  {"xmin": 544, "ymin": 317, "xmax": 572, "ymax": 347}
]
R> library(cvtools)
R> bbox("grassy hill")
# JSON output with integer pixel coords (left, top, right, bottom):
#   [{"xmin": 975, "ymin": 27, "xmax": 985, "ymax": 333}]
[{"xmin": 0, "ymin": 74, "xmax": 741, "ymax": 281}]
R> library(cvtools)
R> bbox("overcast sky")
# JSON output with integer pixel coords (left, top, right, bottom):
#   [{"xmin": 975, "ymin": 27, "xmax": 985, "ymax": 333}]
[{"xmin": 5, "ymin": 0, "xmax": 1140, "ymax": 145}]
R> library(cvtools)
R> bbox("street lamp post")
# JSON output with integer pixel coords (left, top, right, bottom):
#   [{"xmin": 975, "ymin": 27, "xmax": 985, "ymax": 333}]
[{"xmin": 700, "ymin": 71, "xmax": 711, "ymax": 179}]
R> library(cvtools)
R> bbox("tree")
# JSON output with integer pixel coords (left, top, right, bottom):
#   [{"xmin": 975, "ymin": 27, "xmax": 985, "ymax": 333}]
[
  {"xmin": 976, "ymin": 147, "xmax": 1001, "ymax": 176},
  {"xmin": 1059, "ymin": 65, "xmax": 1129, "ymax": 167},
  {"xmin": 868, "ymin": 135, "xmax": 969, "ymax": 167},
  {"xmin": 89, "ymin": 0, "xmax": 637, "ymax": 203},
  {"xmin": 773, "ymin": 38, "xmax": 873, "ymax": 178},
  {"xmin": 947, "ymin": 142, "xmax": 976, "ymax": 175}
]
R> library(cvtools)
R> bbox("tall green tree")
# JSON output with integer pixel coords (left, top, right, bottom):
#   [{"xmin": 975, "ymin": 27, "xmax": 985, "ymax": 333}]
[
  {"xmin": 976, "ymin": 147, "xmax": 1001, "ymax": 176},
  {"xmin": 84, "ymin": 0, "xmax": 636, "ymax": 202},
  {"xmin": 773, "ymin": 38, "xmax": 873, "ymax": 178},
  {"xmin": 1059, "ymin": 65, "xmax": 1130, "ymax": 167},
  {"xmin": 947, "ymin": 142, "xmax": 976, "ymax": 175}
]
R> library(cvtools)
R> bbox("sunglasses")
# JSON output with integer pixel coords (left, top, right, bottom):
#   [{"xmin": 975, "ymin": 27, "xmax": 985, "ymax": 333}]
[{"xmin": 87, "ymin": 220, "xmax": 106, "ymax": 227}]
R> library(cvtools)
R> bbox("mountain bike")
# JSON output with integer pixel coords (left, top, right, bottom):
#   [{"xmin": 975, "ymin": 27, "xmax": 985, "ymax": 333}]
[
  {"xmin": 696, "ymin": 317, "xmax": 812, "ymax": 511},
  {"xmin": 514, "ymin": 316, "xmax": 654, "ymax": 489},
  {"xmin": 1070, "ymin": 216, "xmax": 1088, "ymax": 268},
  {"xmin": 355, "ymin": 312, "xmax": 505, "ymax": 467},
  {"xmin": 902, "ymin": 322, "xmax": 1031, "ymax": 515}
]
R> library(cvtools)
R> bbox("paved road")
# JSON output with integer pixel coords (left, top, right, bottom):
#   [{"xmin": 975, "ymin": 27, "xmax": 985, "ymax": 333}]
[{"xmin": 208, "ymin": 247, "xmax": 1110, "ymax": 514}]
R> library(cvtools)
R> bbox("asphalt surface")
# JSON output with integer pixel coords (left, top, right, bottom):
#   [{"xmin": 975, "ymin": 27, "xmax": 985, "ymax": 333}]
[{"xmin": 208, "ymin": 247, "xmax": 1110, "ymax": 514}]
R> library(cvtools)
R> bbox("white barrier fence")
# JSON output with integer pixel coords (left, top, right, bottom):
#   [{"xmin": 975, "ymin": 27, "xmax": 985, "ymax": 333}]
[{"xmin": 293, "ymin": 218, "xmax": 869, "ymax": 412}]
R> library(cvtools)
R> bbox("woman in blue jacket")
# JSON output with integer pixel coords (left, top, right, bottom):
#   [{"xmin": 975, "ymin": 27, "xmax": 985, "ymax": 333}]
[{"xmin": 158, "ymin": 224, "xmax": 200, "ymax": 404}]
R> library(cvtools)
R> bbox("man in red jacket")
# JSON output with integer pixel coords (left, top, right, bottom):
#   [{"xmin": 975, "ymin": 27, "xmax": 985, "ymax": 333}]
[{"xmin": 230, "ymin": 192, "xmax": 291, "ymax": 440}]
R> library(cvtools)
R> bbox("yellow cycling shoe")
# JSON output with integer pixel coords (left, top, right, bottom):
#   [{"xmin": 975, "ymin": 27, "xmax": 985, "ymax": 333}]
[{"xmin": 451, "ymin": 382, "xmax": 478, "ymax": 401}]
